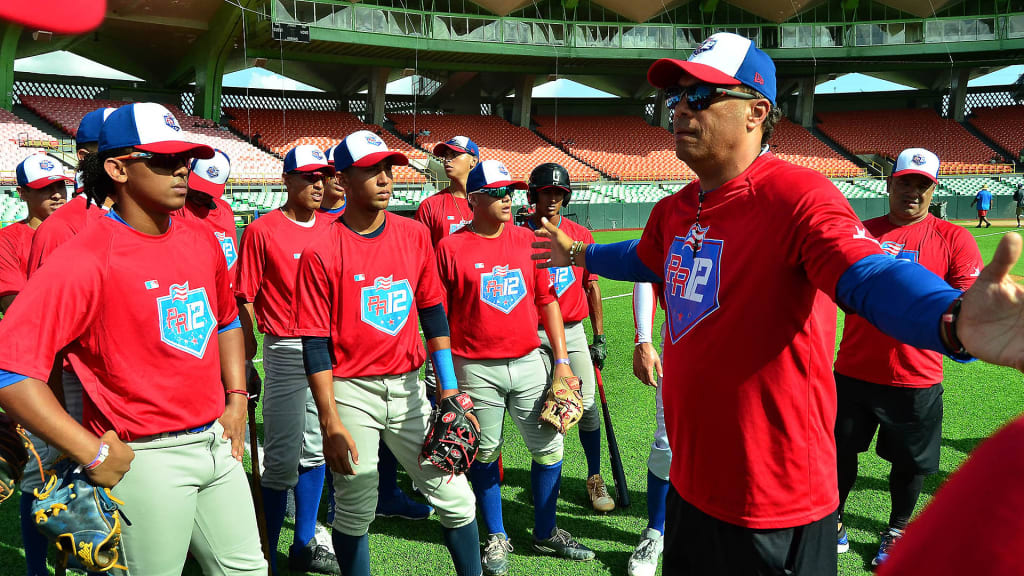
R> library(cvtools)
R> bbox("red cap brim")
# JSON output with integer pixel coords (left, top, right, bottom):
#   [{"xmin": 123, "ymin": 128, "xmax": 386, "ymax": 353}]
[
  {"xmin": 136, "ymin": 141, "xmax": 215, "ymax": 159},
  {"xmin": 187, "ymin": 174, "xmax": 227, "ymax": 198},
  {"xmin": 433, "ymin": 142, "xmax": 469, "ymax": 156},
  {"xmin": 892, "ymin": 169, "xmax": 938, "ymax": 184},
  {"xmin": 0, "ymin": 0, "xmax": 106, "ymax": 35},
  {"xmin": 25, "ymin": 176, "xmax": 73, "ymax": 189},
  {"xmin": 352, "ymin": 151, "xmax": 409, "ymax": 168},
  {"xmin": 484, "ymin": 180, "xmax": 528, "ymax": 190},
  {"xmin": 647, "ymin": 58, "xmax": 740, "ymax": 89}
]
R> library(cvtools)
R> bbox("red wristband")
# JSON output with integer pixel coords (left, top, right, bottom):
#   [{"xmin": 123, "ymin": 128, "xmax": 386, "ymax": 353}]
[{"xmin": 226, "ymin": 389, "xmax": 249, "ymax": 397}]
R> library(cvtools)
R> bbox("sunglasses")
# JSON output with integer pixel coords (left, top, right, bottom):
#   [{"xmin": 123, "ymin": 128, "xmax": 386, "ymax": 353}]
[
  {"xmin": 665, "ymin": 84, "xmax": 758, "ymax": 111},
  {"xmin": 288, "ymin": 171, "xmax": 328, "ymax": 183},
  {"xmin": 112, "ymin": 151, "xmax": 191, "ymax": 172},
  {"xmin": 472, "ymin": 186, "xmax": 516, "ymax": 199}
]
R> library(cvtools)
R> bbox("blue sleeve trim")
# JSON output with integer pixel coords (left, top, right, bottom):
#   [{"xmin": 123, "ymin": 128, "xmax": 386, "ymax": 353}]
[
  {"xmin": 0, "ymin": 369, "xmax": 28, "ymax": 390},
  {"xmin": 301, "ymin": 336, "xmax": 333, "ymax": 376},
  {"xmin": 584, "ymin": 240, "xmax": 661, "ymax": 283},
  {"xmin": 836, "ymin": 254, "xmax": 969, "ymax": 359},
  {"xmin": 431, "ymin": 348, "xmax": 458, "ymax": 391},
  {"xmin": 218, "ymin": 316, "xmax": 241, "ymax": 334},
  {"xmin": 418, "ymin": 303, "xmax": 450, "ymax": 340}
]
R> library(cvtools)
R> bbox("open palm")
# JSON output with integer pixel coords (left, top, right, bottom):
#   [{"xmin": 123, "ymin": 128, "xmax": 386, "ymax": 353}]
[{"xmin": 958, "ymin": 233, "xmax": 1024, "ymax": 372}]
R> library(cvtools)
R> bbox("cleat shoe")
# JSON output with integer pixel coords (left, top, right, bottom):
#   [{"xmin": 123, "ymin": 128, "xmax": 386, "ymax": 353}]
[
  {"xmin": 871, "ymin": 527, "xmax": 903, "ymax": 567},
  {"xmin": 481, "ymin": 533, "xmax": 513, "ymax": 576},
  {"xmin": 314, "ymin": 524, "xmax": 333, "ymax": 550},
  {"xmin": 586, "ymin": 474, "xmax": 616, "ymax": 513},
  {"xmin": 289, "ymin": 540, "xmax": 341, "ymax": 575},
  {"xmin": 627, "ymin": 528, "xmax": 664, "ymax": 576},
  {"xmin": 532, "ymin": 527, "xmax": 596, "ymax": 561},
  {"xmin": 375, "ymin": 490, "xmax": 434, "ymax": 520},
  {"xmin": 837, "ymin": 523, "xmax": 849, "ymax": 554}
]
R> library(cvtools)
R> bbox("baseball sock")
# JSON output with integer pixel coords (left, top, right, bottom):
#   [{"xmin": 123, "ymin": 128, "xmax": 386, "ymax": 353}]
[
  {"xmin": 332, "ymin": 532, "xmax": 370, "ymax": 576},
  {"xmin": 442, "ymin": 519, "xmax": 484, "ymax": 576},
  {"xmin": 579, "ymin": 428, "xmax": 602, "ymax": 477},
  {"xmin": 888, "ymin": 465, "xmax": 925, "ymax": 531},
  {"xmin": 531, "ymin": 460, "xmax": 562, "ymax": 540},
  {"xmin": 646, "ymin": 469, "xmax": 670, "ymax": 534},
  {"xmin": 377, "ymin": 441, "xmax": 401, "ymax": 497},
  {"xmin": 469, "ymin": 459, "xmax": 506, "ymax": 536},
  {"xmin": 293, "ymin": 464, "xmax": 326, "ymax": 551},
  {"xmin": 21, "ymin": 492, "xmax": 49, "ymax": 576},
  {"xmin": 261, "ymin": 486, "xmax": 288, "ymax": 573}
]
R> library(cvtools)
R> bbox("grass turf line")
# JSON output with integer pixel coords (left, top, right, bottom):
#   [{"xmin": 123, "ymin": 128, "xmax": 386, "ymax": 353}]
[{"xmin": 0, "ymin": 227, "xmax": 1021, "ymax": 576}]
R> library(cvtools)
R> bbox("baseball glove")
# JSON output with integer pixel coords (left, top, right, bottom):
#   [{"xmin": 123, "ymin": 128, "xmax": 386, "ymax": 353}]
[
  {"xmin": 0, "ymin": 412, "xmax": 29, "ymax": 504},
  {"xmin": 539, "ymin": 376, "xmax": 584, "ymax": 434},
  {"xmin": 420, "ymin": 392, "xmax": 479, "ymax": 478},
  {"xmin": 32, "ymin": 459, "xmax": 130, "ymax": 573}
]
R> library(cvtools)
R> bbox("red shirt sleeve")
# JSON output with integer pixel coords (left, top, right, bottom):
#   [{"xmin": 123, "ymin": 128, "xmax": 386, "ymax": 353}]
[
  {"xmin": 533, "ymin": 261, "xmax": 556, "ymax": 306},
  {"xmin": 0, "ymin": 227, "xmax": 26, "ymax": 298},
  {"xmin": 292, "ymin": 243, "xmax": 332, "ymax": 338},
  {"xmin": 945, "ymin": 226, "xmax": 984, "ymax": 291},
  {"xmin": 234, "ymin": 222, "xmax": 265, "ymax": 303},
  {"xmin": 26, "ymin": 222, "xmax": 75, "ymax": 278}
]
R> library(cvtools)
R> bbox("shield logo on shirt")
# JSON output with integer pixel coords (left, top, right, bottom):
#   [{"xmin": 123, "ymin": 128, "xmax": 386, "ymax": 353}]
[
  {"xmin": 214, "ymin": 231, "xmax": 238, "ymax": 269},
  {"xmin": 879, "ymin": 241, "xmax": 918, "ymax": 263},
  {"xmin": 448, "ymin": 220, "xmax": 470, "ymax": 235},
  {"xmin": 156, "ymin": 282, "xmax": 216, "ymax": 358},
  {"xmin": 360, "ymin": 275, "xmax": 413, "ymax": 336},
  {"xmin": 547, "ymin": 266, "xmax": 575, "ymax": 297},
  {"xmin": 479, "ymin": 265, "xmax": 527, "ymax": 314},
  {"xmin": 663, "ymin": 227, "xmax": 723, "ymax": 343}
]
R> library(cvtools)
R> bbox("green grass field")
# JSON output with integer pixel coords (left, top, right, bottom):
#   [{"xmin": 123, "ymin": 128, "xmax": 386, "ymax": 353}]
[{"xmin": 1, "ymin": 225, "xmax": 1022, "ymax": 576}]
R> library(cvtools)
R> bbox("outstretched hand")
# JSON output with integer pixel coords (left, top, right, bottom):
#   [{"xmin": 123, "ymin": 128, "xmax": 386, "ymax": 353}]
[
  {"xmin": 531, "ymin": 217, "xmax": 573, "ymax": 269},
  {"xmin": 958, "ymin": 232, "xmax": 1024, "ymax": 372}
]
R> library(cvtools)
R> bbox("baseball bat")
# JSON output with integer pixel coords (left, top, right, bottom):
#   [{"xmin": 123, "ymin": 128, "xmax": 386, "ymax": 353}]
[
  {"xmin": 247, "ymin": 400, "xmax": 272, "ymax": 573},
  {"xmin": 595, "ymin": 367, "xmax": 630, "ymax": 507}
]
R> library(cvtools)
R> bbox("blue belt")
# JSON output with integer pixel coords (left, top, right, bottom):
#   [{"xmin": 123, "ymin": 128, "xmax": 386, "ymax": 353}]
[{"xmin": 163, "ymin": 421, "xmax": 215, "ymax": 438}]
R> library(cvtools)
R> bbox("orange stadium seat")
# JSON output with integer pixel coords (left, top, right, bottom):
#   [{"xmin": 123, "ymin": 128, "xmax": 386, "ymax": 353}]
[
  {"xmin": 767, "ymin": 118, "xmax": 865, "ymax": 178},
  {"xmin": 389, "ymin": 113, "xmax": 600, "ymax": 183},
  {"xmin": 816, "ymin": 109, "xmax": 1012, "ymax": 175},
  {"xmin": 968, "ymin": 106, "xmax": 1024, "ymax": 163}
]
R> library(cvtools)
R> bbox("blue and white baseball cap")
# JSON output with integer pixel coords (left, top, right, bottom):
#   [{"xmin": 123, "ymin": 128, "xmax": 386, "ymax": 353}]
[
  {"xmin": 75, "ymin": 107, "xmax": 116, "ymax": 146},
  {"xmin": 325, "ymin": 143, "xmax": 337, "ymax": 166},
  {"xmin": 283, "ymin": 144, "xmax": 334, "ymax": 175},
  {"xmin": 467, "ymin": 160, "xmax": 528, "ymax": 193},
  {"xmin": 433, "ymin": 136, "xmax": 479, "ymax": 158},
  {"xmin": 333, "ymin": 130, "xmax": 408, "ymax": 172},
  {"xmin": 892, "ymin": 148, "xmax": 939, "ymax": 184},
  {"xmin": 647, "ymin": 32, "xmax": 777, "ymax": 105},
  {"xmin": 99, "ymin": 103, "xmax": 215, "ymax": 158},
  {"xmin": 16, "ymin": 154, "xmax": 73, "ymax": 189},
  {"xmin": 189, "ymin": 149, "xmax": 232, "ymax": 197}
]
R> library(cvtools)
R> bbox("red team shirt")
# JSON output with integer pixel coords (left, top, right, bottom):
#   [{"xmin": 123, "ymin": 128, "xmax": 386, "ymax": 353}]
[
  {"xmin": 235, "ymin": 209, "xmax": 329, "ymax": 337},
  {"xmin": 174, "ymin": 197, "xmax": 239, "ymax": 276},
  {"xmin": 524, "ymin": 217, "xmax": 595, "ymax": 324},
  {"xmin": 0, "ymin": 223, "xmax": 34, "ymax": 298},
  {"xmin": 437, "ymin": 224, "xmax": 555, "ymax": 360},
  {"xmin": 635, "ymin": 152, "xmax": 885, "ymax": 529},
  {"xmin": 0, "ymin": 215, "xmax": 237, "ymax": 440},
  {"xmin": 27, "ymin": 195, "xmax": 108, "ymax": 276},
  {"xmin": 835, "ymin": 214, "xmax": 982, "ymax": 387},
  {"xmin": 292, "ymin": 213, "xmax": 442, "ymax": 377},
  {"xmin": 416, "ymin": 189, "xmax": 474, "ymax": 247}
]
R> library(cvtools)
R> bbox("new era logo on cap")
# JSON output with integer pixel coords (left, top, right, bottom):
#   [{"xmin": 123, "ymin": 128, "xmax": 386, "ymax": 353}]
[
  {"xmin": 99, "ymin": 102, "xmax": 214, "ymax": 159},
  {"xmin": 467, "ymin": 160, "xmax": 528, "ymax": 192},
  {"xmin": 189, "ymin": 149, "xmax": 232, "ymax": 198},
  {"xmin": 647, "ymin": 32, "xmax": 777, "ymax": 105},
  {"xmin": 16, "ymin": 154, "xmax": 74, "ymax": 189},
  {"xmin": 433, "ymin": 136, "xmax": 479, "ymax": 158},
  {"xmin": 892, "ymin": 148, "xmax": 940, "ymax": 184},
  {"xmin": 333, "ymin": 130, "xmax": 409, "ymax": 172},
  {"xmin": 284, "ymin": 144, "xmax": 335, "ymax": 175}
]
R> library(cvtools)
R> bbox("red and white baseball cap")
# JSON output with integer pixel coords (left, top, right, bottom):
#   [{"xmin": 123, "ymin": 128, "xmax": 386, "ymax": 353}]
[
  {"xmin": 892, "ymin": 148, "xmax": 939, "ymax": 184},
  {"xmin": 647, "ymin": 32, "xmax": 777, "ymax": 105},
  {"xmin": 99, "ymin": 103, "xmax": 214, "ymax": 158},
  {"xmin": 16, "ymin": 154, "xmax": 73, "ymax": 189},
  {"xmin": 188, "ymin": 150, "xmax": 231, "ymax": 197},
  {"xmin": 467, "ymin": 160, "xmax": 528, "ymax": 192},
  {"xmin": 333, "ymin": 130, "xmax": 408, "ymax": 172},
  {"xmin": 283, "ymin": 144, "xmax": 334, "ymax": 175},
  {"xmin": 0, "ymin": 0, "xmax": 106, "ymax": 35}
]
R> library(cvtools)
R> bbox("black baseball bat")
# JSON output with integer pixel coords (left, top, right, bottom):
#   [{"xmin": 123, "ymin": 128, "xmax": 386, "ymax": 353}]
[{"xmin": 595, "ymin": 367, "xmax": 630, "ymax": 507}]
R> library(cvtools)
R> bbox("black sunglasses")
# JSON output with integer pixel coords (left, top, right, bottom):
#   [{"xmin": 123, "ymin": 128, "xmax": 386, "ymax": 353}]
[
  {"xmin": 665, "ymin": 84, "xmax": 758, "ymax": 111},
  {"xmin": 113, "ymin": 151, "xmax": 191, "ymax": 172}
]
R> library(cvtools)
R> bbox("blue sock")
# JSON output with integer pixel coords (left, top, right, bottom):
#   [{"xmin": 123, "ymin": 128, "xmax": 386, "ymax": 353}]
[
  {"xmin": 261, "ymin": 486, "xmax": 288, "ymax": 574},
  {"xmin": 326, "ymin": 468, "xmax": 336, "ymax": 525},
  {"xmin": 531, "ymin": 460, "xmax": 562, "ymax": 540},
  {"xmin": 21, "ymin": 493, "xmax": 49, "ymax": 576},
  {"xmin": 332, "ymin": 531, "xmax": 370, "ymax": 576},
  {"xmin": 579, "ymin": 428, "xmax": 602, "ymax": 477},
  {"xmin": 378, "ymin": 441, "xmax": 400, "ymax": 497},
  {"xmin": 469, "ymin": 459, "xmax": 506, "ymax": 536},
  {"xmin": 647, "ymin": 469, "xmax": 670, "ymax": 534},
  {"xmin": 442, "ymin": 520, "xmax": 483, "ymax": 576},
  {"xmin": 293, "ymin": 464, "xmax": 326, "ymax": 551}
]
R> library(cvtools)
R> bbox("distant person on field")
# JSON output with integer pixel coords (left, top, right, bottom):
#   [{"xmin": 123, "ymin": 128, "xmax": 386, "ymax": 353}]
[
  {"xmin": 1013, "ymin": 184, "xmax": 1024, "ymax": 228},
  {"xmin": 832, "ymin": 148, "xmax": 983, "ymax": 568},
  {"xmin": 970, "ymin": 185, "xmax": 993, "ymax": 228}
]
